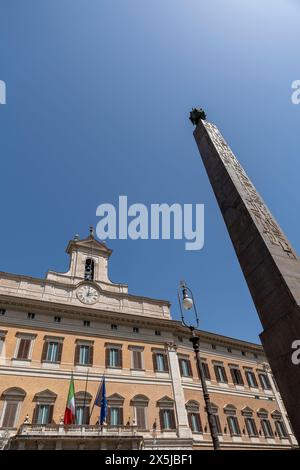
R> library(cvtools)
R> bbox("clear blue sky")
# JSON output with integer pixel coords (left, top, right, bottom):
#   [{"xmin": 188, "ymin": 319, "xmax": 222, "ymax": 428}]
[{"xmin": 0, "ymin": 1, "xmax": 299, "ymax": 343}]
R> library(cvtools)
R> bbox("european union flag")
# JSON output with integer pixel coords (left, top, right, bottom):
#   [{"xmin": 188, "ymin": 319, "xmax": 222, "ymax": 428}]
[{"xmin": 94, "ymin": 376, "xmax": 107, "ymax": 425}]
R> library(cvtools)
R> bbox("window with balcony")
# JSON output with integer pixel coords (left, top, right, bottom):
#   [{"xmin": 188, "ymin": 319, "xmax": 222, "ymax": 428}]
[
  {"xmin": 0, "ymin": 387, "xmax": 26, "ymax": 429},
  {"xmin": 106, "ymin": 394, "xmax": 124, "ymax": 426},
  {"xmin": 32, "ymin": 389, "xmax": 57, "ymax": 425},
  {"xmin": 75, "ymin": 391, "xmax": 92, "ymax": 425},
  {"xmin": 131, "ymin": 395, "xmax": 149, "ymax": 430}
]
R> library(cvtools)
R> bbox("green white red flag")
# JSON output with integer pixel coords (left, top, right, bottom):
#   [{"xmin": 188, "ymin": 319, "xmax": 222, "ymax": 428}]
[{"xmin": 64, "ymin": 374, "xmax": 76, "ymax": 424}]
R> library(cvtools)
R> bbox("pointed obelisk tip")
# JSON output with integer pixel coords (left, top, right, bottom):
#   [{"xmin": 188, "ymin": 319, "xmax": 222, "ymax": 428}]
[{"xmin": 189, "ymin": 108, "xmax": 206, "ymax": 126}]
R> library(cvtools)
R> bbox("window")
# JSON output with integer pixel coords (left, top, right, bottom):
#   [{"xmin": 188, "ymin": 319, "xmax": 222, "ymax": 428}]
[
  {"xmin": 201, "ymin": 362, "xmax": 211, "ymax": 380},
  {"xmin": 111, "ymin": 324, "xmax": 117, "ymax": 331},
  {"xmin": 241, "ymin": 351, "xmax": 246, "ymax": 356},
  {"xmin": 245, "ymin": 417, "xmax": 258, "ymax": 437},
  {"xmin": 189, "ymin": 413, "xmax": 202, "ymax": 433},
  {"xmin": 131, "ymin": 395, "xmax": 149, "ymax": 430},
  {"xmin": 131, "ymin": 349, "xmax": 143, "ymax": 370},
  {"xmin": 42, "ymin": 337, "xmax": 63, "ymax": 363},
  {"xmin": 245, "ymin": 370, "xmax": 258, "ymax": 388},
  {"xmin": 211, "ymin": 344, "xmax": 216, "ymax": 350},
  {"xmin": 76, "ymin": 406, "xmax": 89, "ymax": 425},
  {"xmin": 75, "ymin": 391, "xmax": 92, "ymax": 425},
  {"xmin": 0, "ymin": 309, "xmax": 6, "ymax": 315},
  {"xmin": 261, "ymin": 419, "xmax": 274, "ymax": 438},
  {"xmin": 214, "ymin": 364, "xmax": 228, "ymax": 383},
  {"xmin": 213, "ymin": 414, "xmax": 222, "ymax": 434},
  {"xmin": 84, "ymin": 258, "xmax": 94, "ymax": 281},
  {"xmin": 105, "ymin": 344, "xmax": 122, "ymax": 368},
  {"xmin": 227, "ymin": 416, "xmax": 241, "ymax": 436},
  {"xmin": 178, "ymin": 336, "xmax": 183, "ymax": 343},
  {"xmin": 133, "ymin": 327, "xmax": 139, "ymax": 333},
  {"xmin": 275, "ymin": 420, "xmax": 288, "ymax": 438},
  {"xmin": 179, "ymin": 358, "xmax": 192, "ymax": 377},
  {"xmin": 258, "ymin": 373, "xmax": 272, "ymax": 390},
  {"xmin": 27, "ymin": 312, "xmax": 35, "ymax": 319},
  {"xmin": 0, "ymin": 387, "xmax": 26, "ymax": 428},
  {"xmin": 107, "ymin": 393, "xmax": 124, "ymax": 426},
  {"xmin": 230, "ymin": 367, "xmax": 244, "ymax": 385},
  {"xmin": 37, "ymin": 404, "xmax": 52, "ymax": 425},
  {"xmin": 227, "ymin": 347, "xmax": 232, "ymax": 353},
  {"xmin": 153, "ymin": 352, "xmax": 169, "ymax": 372},
  {"xmin": 155, "ymin": 330, "xmax": 161, "ymax": 336},
  {"xmin": 75, "ymin": 343, "xmax": 93, "ymax": 366},
  {"xmin": 32, "ymin": 389, "xmax": 57, "ymax": 425},
  {"xmin": 54, "ymin": 316, "xmax": 61, "ymax": 323},
  {"xmin": 16, "ymin": 338, "xmax": 32, "ymax": 360},
  {"xmin": 83, "ymin": 320, "xmax": 90, "ymax": 327},
  {"xmin": 160, "ymin": 409, "xmax": 176, "ymax": 430}
]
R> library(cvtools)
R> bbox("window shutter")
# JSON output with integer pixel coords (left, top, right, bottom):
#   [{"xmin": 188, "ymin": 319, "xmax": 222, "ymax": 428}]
[
  {"xmin": 201, "ymin": 362, "xmax": 210, "ymax": 380},
  {"xmin": 106, "ymin": 407, "xmax": 111, "ymax": 425},
  {"xmin": 48, "ymin": 405, "xmax": 54, "ymax": 424},
  {"xmin": 170, "ymin": 409, "xmax": 176, "ymax": 430},
  {"xmin": 214, "ymin": 365, "xmax": 220, "ymax": 381},
  {"xmin": 252, "ymin": 373, "xmax": 258, "ymax": 387},
  {"xmin": 245, "ymin": 418, "xmax": 251, "ymax": 436},
  {"xmin": 119, "ymin": 407, "xmax": 123, "ymax": 426},
  {"xmin": 89, "ymin": 345, "xmax": 94, "ymax": 366},
  {"xmin": 2, "ymin": 402, "xmax": 18, "ymax": 428},
  {"xmin": 237, "ymin": 369, "xmax": 244, "ymax": 385},
  {"xmin": 74, "ymin": 345, "xmax": 80, "ymax": 365},
  {"xmin": 163, "ymin": 354, "xmax": 169, "ymax": 372},
  {"xmin": 105, "ymin": 348, "xmax": 109, "ymax": 367},
  {"xmin": 222, "ymin": 366, "xmax": 228, "ymax": 383},
  {"xmin": 153, "ymin": 353, "xmax": 157, "ymax": 372},
  {"xmin": 57, "ymin": 342, "xmax": 63, "ymax": 363},
  {"xmin": 197, "ymin": 413, "xmax": 203, "ymax": 432},
  {"xmin": 32, "ymin": 405, "xmax": 39, "ymax": 424},
  {"xmin": 118, "ymin": 349, "xmax": 123, "ymax": 368},
  {"xmin": 214, "ymin": 414, "xmax": 222, "ymax": 434},
  {"xmin": 187, "ymin": 412, "xmax": 192, "ymax": 429},
  {"xmin": 230, "ymin": 369, "xmax": 238, "ymax": 384},
  {"xmin": 41, "ymin": 341, "xmax": 48, "ymax": 362},
  {"xmin": 159, "ymin": 409, "xmax": 164, "ymax": 430},
  {"xmin": 178, "ymin": 359, "xmax": 183, "ymax": 376},
  {"xmin": 136, "ymin": 406, "xmax": 146, "ymax": 429}
]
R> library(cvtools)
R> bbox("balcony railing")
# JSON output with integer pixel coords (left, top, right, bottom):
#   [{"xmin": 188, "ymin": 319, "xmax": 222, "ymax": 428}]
[{"xmin": 17, "ymin": 424, "xmax": 142, "ymax": 437}]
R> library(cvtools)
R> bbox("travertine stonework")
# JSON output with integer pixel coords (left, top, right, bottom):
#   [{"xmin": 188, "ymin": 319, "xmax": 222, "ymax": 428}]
[{"xmin": 193, "ymin": 118, "xmax": 300, "ymax": 443}]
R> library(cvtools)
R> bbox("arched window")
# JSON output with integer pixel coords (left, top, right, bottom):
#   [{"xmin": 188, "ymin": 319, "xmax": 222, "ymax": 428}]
[
  {"xmin": 84, "ymin": 258, "xmax": 94, "ymax": 281},
  {"xmin": 106, "ymin": 393, "xmax": 124, "ymax": 426},
  {"xmin": 0, "ymin": 387, "xmax": 26, "ymax": 428},
  {"xmin": 130, "ymin": 395, "xmax": 149, "ymax": 430},
  {"xmin": 257, "ymin": 408, "xmax": 274, "ymax": 438},
  {"xmin": 224, "ymin": 404, "xmax": 241, "ymax": 436},
  {"xmin": 75, "ymin": 391, "xmax": 92, "ymax": 425}
]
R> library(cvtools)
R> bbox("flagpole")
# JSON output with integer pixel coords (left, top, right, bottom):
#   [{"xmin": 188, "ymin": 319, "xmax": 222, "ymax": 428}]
[{"xmin": 83, "ymin": 368, "xmax": 89, "ymax": 424}]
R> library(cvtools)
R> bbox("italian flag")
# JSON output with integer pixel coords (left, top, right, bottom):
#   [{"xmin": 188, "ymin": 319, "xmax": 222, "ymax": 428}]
[{"xmin": 63, "ymin": 374, "xmax": 76, "ymax": 425}]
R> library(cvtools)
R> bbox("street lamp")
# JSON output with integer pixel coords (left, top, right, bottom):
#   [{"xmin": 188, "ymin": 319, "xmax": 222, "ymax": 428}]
[{"xmin": 177, "ymin": 280, "xmax": 220, "ymax": 451}]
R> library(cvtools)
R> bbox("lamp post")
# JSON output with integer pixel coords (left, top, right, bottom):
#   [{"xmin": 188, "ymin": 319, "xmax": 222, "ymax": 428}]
[{"xmin": 178, "ymin": 280, "xmax": 220, "ymax": 451}]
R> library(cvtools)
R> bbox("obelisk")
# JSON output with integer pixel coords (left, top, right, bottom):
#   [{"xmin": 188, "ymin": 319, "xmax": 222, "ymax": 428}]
[{"xmin": 191, "ymin": 109, "xmax": 300, "ymax": 443}]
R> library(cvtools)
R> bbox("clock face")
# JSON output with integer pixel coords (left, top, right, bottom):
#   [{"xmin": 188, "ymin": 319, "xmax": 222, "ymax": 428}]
[{"xmin": 77, "ymin": 285, "xmax": 99, "ymax": 304}]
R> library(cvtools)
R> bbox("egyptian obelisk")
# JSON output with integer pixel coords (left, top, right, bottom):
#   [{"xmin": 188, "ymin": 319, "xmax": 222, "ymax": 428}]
[{"xmin": 191, "ymin": 109, "xmax": 300, "ymax": 443}]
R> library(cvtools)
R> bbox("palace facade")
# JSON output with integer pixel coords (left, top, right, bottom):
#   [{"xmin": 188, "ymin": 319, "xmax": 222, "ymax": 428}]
[{"xmin": 0, "ymin": 232, "xmax": 298, "ymax": 450}]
